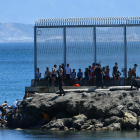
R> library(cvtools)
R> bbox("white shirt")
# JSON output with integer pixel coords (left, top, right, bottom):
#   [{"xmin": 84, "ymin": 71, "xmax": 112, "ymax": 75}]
[{"xmin": 65, "ymin": 67, "xmax": 71, "ymax": 74}]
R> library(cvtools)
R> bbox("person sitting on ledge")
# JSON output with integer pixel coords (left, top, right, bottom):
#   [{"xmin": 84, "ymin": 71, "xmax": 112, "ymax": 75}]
[
  {"xmin": 77, "ymin": 69, "xmax": 83, "ymax": 86},
  {"xmin": 113, "ymin": 63, "xmax": 121, "ymax": 86},
  {"xmin": 34, "ymin": 68, "xmax": 41, "ymax": 86},
  {"xmin": 126, "ymin": 68, "xmax": 132, "ymax": 85},
  {"xmin": 44, "ymin": 67, "xmax": 51, "ymax": 87},
  {"xmin": 71, "ymin": 69, "xmax": 76, "ymax": 85}
]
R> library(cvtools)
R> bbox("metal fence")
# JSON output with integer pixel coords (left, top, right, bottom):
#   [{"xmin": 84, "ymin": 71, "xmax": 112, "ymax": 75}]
[{"xmin": 34, "ymin": 17, "xmax": 140, "ymax": 79}]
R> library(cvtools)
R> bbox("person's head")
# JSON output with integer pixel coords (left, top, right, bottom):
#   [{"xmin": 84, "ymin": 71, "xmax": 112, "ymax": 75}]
[
  {"xmin": 106, "ymin": 65, "xmax": 109, "ymax": 69},
  {"xmin": 89, "ymin": 66, "xmax": 91, "ymax": 69},
  {"xmin": 73, "ymin": 69, "xmax": 75, "ymax": 72},
  {"xmin": 79, "ymin": 69, "xmax": 81, "ymax": 72},
  {"xmin": 134, "ymin": 64, "xmax": 137, "ymax": 67},
  {"xmin": 115, "ymin": 63, "xmax": 118, "ymax": 67},
  {"xmin": 129, "ymin": 68, "xmax": 131, "ymax": 71},
  {"xmin": 85, "ymin": 68, "xmax": 88, "ymax": 71},
  {"xmin": 96, "ymin": 63, "xmax": 99, "ymax": 66},
  {"xmin": 4, "ymin": 101, "xmax": 7, "ymax": 103},
  {"xmin": 103, "ymin": 67, "xmax": 105, "ymax": 70},
  {"xmin": 37, "ymin": 68, "xmax": 39, "ymax": 72},
  {"xmin": 92, "ymin": 63, "xmax": 95, "ymax": 67},
  {"xmin": 59, "ymin": 65, "xmax": 61, "ymax": 69},
  {"xmin": 62, "ymin": 63, "xmax": 64, "ymax": 67},
  {"xmin": 46, "ymin": 67, "xmax": 49, "ymax": 71},
  {"xmin": 54, "ymin": 64, "xmax": 57, "ymax": 68},
  {"xmin": 67, "ymin": 64, "xmax": 69, "ymax": 67},
  {"xmin": 16, "ymin": 99, "xmax": 19, "ymax": 101}
]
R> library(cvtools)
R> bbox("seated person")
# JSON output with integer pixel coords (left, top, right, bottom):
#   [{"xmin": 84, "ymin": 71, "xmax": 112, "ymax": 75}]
[
  {"xmin": 23, "ymin": 91, "xmax": 32, "ymax": 100},
  {"xmin": 113, "ymin": 63, "xmax": 121, "ymax": 86},
  {"xmin": 44, "ymin": 67, "xmax": 51, "ymax": 86},
  {"xmin": 77, "ymin": 69, "xmax": 83, "ymax": 86},
  {"xmin": 82, "ymin": 68, "xmax": 89, "ymax": 86},
  {"xmin": 126, "ymin": 68, "xmax": 132, "ymax": 85},
  {"xmin": 105, "ymin": 66, "xmax": 110, "ymax": 85},
  {"xmin": 71, "ymin": 69, "xmax": 76, "ymax": 85},
  {"xmin": 34, "ymin": 68, "xmax": 41, "ymax": 86}
]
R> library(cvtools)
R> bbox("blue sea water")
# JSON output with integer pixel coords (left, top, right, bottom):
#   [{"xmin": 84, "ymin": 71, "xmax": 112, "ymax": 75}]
[{"xmin": 0, "ymin": 42, "xmax": 140, "ymax": 139}]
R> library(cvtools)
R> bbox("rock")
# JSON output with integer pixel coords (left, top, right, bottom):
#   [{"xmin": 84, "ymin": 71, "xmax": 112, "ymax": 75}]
[
  {"xmin": 122, "ymin": 112, "xmax": 137, "ymax": 130},
  {"xmin": 102, "ymin": 127, "xmax": 108, "ymax": 130},
  {"xmin": 15, "ymin": 128, "xmax": 23, "ymax": 130},
  {"xmin": 42, "ymin": 119, "xmax": 64, "ymax": 130},
  {"xmin": 137, "ymin": 116, "xmax": 140, "ymax": 130},
  {"xmin": 107, "ymin": 123, "xmax": 121, "ymax": 130},
  {"xmin": 72, "ymin": 114, "xmax": 87, "ymax": 129},
  {"xmin": 49, "ymin": 128, "xmax": 59, "ymax": 131},
  {"xmin": 81, "ymin": 123, "xmax": 90, "ymax": 129},
  {"xmin": 95, "ymin": 123, "xmax": 103, "ymax": 128},
  {"xmin": 104, "ymin": 116, "xmax": 122, "ymax": 126}
]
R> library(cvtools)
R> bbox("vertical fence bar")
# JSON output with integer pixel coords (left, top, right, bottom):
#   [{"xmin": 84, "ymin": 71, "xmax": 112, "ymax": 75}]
[
  {"xmin": 34, "ymin": 26, "xmax": 37, "ymax": 79},
  {"xmin": 124, "ymin": 25, "xmax": 127, "ymax": 83},
  {"xmin": 63, "ymin": 26, "xmax": 66, "ymax": 66},
  {"xmin": 94, "ymin": 26, "xmax": 96, "ymax": 63}
]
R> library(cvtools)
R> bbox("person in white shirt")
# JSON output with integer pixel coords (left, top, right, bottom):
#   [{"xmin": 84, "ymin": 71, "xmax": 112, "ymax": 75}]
[
  {"xmin": 34, "ymin": 68, "xmax": 41, "ymax": 86},
  {"xmin": 65, "ymin": 64, "xmax": 71, "ymax": 86}
]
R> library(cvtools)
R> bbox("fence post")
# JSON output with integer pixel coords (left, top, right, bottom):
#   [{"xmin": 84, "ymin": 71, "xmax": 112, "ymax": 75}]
[
  {"xmin": 124, "ymin": 25, "xmax": 127, "ymax": 83},
  {"xmin": 63, "ymin": 26, "xmax": 66, "ymax": 67},
  {"xmin": 34, "ymin": 26, "xmax": 37, "ymax": 79},
  {"xmin": 94, "ymin": 26, "xmax": 96, "ymax": 64}
]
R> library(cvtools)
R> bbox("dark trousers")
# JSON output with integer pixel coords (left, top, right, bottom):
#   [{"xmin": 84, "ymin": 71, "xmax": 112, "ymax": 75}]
[
  {"xmin": 96, "ymin": 76, "xmax": 103, "ymax": 88},
  {"xmin": 59, "ymin": 82, "xmax": 64, "ymax": 95}
]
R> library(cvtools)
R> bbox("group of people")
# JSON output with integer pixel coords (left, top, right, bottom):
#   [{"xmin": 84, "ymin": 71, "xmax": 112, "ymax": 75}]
[
  {"xmin": 34, "ymin": 62, "xmax": 138, "ymax": 87},
  {"xmin": 0, "ymin": 91, "xmax": 32, "ymax": 125}
]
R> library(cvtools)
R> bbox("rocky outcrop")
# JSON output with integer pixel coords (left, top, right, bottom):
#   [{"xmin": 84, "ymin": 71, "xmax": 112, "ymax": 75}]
[{"xmin": 5, "ymin": 90, "xmax": 140, "ymax": 131}]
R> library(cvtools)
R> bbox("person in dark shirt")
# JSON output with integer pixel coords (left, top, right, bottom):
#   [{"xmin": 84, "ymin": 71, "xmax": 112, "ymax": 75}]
[
  {"xmin": 113, "ymin": 63, "xmax": 121, "ymax": 86},
  {"xmin": 95, "ymin": 63, "xmax": 103, "ymax": 88},
  {"xmin": 58, "ymin": 71, "xmax": 65, "ymax": 96},
  {"xmin": 83, "ymin": 68, "xmax": 89, "ymax": 86},
  {"xmin": 87, "ymin": 66, "xmax": 92, "ymax": 86}
]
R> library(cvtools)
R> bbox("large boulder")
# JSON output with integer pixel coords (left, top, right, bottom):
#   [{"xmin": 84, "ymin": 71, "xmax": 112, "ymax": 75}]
[
  {"xmin": 104, "ymin": 116, "xmax": 122, "ymax": 126},
  {"xmin": 72, "ymin": 114, "xmax": 87, "ymax": 129},
  {"xmin": 107, "ymin": 123, "xmax": 121, "ymax": 130},
  {"xmin": 42, "ymin": 119, "xmax": 64, "ymax": 130},
  {"xmin": 122, "ymin": 112, "xmax": 137, "ymax": 130}
]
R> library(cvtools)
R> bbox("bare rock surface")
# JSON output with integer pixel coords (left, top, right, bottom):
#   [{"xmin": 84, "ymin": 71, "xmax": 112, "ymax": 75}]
[{"xmin": 5, "ymin": 90, "xmax": 140, "ymax": 131}]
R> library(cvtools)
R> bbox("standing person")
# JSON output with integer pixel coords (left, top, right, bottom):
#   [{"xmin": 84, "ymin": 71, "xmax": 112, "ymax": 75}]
[
  {"xmin": 34, "ymin": 68, "xmax": 41, "ymax": 86},
  {"xmin": 95, "ymin": 63, "xmax": 103, "ymax": 88},
  {"xmin": 71, "ymin": 69, "xmax": 76, "ymax": 85},
  {"xmin": 126, "ymin": 68, "xmax": 132, "ymax": 85},
  {"xmin": 44, "ymin": 67, "xmax": 51, "ymax": 86},
  {"xmin": 102, "ymin": 67, "xmax": 106, "ymax": 85},
  {"xmin": 57, "ymin": 65, "xmax": 64, "ymax": 86},
  {"xmin": 77, "ymin": 69, "xmax": 83, "ymax": 86},
  {"xmin": 91, "ymin": 63, "xmax": 96, "ymax": 86},
  {"xmin": 87, "ymin": 66, "xmax": 92, "ymax": 86},
  {"xmin": 52, "ymin": 65, "xmax": 57, "ymax": 87},
  {"xmin": 83, "ymin": 68, "xmax": 89, "ymax": 86},
  {"xmin": 58, "ymin": 71, "xmax": 65, "ymax": 96},
  {"xmin": 65, "ymin": 64, "xmax": 71, "ymax": 86},
  {"xmin": 105, "ymin": 66, "xmax": 110, "ymax": 86},
  {"xmin": 113, "ymin": 63, "xmax": 121, "ymax": 86},
  {"xmin": 132, "ymin": 64, "xmax": 137, "ymax": 79}
]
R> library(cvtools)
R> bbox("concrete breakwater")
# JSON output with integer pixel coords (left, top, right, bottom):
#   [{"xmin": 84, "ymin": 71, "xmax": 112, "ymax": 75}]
[{"xmin": 4, "ymin": 90, "xmax": 140, "ymax": 131}]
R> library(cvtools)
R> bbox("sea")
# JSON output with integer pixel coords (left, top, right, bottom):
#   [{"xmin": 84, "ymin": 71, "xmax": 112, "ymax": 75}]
[{"xmin": 0, "ymin": 42, "xmax": 140, "ymax": 140}]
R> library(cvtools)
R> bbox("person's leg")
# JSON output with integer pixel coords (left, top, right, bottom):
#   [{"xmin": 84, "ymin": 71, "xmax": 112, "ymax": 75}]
[
  {"xmin": 94, "ymin": 77, "xmax": 96, "ymax": 86},
  {"xmin": 114, "ymin": 76, "xmax": 116, "ymax": 86},
  {"xmin": 118, "ymin": 77, "xmax": 120, "ymax": 86}
]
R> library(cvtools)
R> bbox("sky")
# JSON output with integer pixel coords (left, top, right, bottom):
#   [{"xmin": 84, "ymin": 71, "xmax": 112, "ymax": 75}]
[{"xmin": 0, "ymin": 0, "xmax": 140, "ymax": 25}]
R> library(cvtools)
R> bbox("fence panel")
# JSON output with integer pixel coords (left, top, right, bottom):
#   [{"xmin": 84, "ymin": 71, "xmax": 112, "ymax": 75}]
[
  {"xmin": 66, "ymin": 27, "xmax": 95, "ymax": 75},
  {"xmin": 36, "ymin": 27, "xmax": 64, "ymax": 78},
  {"xmin": 96, "ymin": 27, "xmax": 125, "ymax": 77},
  {"xmin": 127, "ymin": 26, "xmax": 140, "ymax": 77}
]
